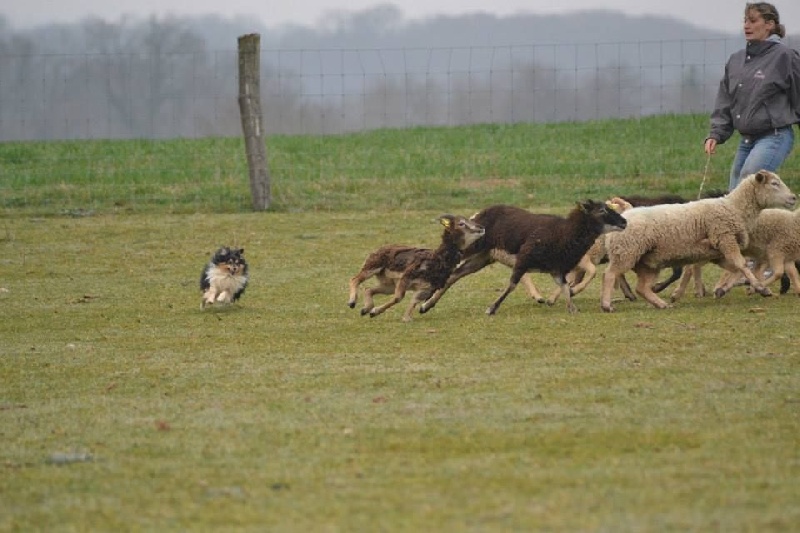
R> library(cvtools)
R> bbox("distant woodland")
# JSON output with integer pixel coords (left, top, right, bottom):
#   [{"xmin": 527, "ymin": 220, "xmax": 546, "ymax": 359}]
[{"xmin": 0, "ymin": 4, "xmax": 796, "ymax": 141}]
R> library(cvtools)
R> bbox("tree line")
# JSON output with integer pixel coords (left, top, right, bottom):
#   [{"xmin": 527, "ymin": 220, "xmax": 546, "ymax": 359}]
[{"xmin": 0, "ymin": 14, "xmax": 770, "ymax": 141}]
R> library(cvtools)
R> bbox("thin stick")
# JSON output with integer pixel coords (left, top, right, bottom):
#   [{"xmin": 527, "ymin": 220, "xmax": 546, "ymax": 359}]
[{"xmin": 697, "ymin": 153, "xmax": 712, "ymax": 200}]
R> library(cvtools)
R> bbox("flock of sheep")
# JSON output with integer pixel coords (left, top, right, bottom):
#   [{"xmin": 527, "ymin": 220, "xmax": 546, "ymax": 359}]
[{"xmin": 348, "ymin": 170, "xmax": 799, "ymax": 320}]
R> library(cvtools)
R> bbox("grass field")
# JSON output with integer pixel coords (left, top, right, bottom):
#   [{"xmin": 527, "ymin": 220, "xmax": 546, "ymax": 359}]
[
  {"xmin": 2, "ymin": 116, "xmax": 800, "ymax": 531},
  {"xmin": 8, "ymin": 114, "xmax": 800, "ymax": 216}
]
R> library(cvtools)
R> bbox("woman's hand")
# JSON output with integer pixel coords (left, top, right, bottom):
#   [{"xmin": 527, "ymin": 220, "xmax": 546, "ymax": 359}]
[{"xmin": 704, "ymin": 138, "xmax": 717, "ymax": 155}]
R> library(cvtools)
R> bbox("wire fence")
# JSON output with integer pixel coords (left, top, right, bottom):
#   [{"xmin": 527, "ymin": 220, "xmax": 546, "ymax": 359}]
[
  {"xmin": 1, "ymin": 38, "xmax": 798, "ymax": 214},
  {"xmin": 3, "ymin": 38, "xmax": 788, "ymax": 141}
]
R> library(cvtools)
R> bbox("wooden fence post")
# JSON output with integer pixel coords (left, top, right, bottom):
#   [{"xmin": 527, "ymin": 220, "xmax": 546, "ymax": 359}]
[{"xmin": 237, "ymin": 33, "xmax": 271, "ymax": 211}]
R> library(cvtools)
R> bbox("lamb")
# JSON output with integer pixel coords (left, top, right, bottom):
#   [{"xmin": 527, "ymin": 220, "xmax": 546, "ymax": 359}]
[
  {"xmin": 541, "ymin": 196, "xmax": 635, "ymax": 304},
  {"xmin": 713, "ymin": 207, "xmax": 800, "ymax": 296},
  {"xmin": 600, "ymin": 170, "xmax": 797, "ymax": 312},
  {"xmin": 419, "ymin": 200, "xmax": 628, "ymax": 315},
  {"xmin": 347, "ymin": 214, "xmax": 485, "ymax": 322}
]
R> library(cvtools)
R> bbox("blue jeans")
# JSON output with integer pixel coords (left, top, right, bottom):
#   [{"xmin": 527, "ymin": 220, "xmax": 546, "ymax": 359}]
[{"xmin": 729, "ymin": 126, "xmax": 795, "ymax": 190}]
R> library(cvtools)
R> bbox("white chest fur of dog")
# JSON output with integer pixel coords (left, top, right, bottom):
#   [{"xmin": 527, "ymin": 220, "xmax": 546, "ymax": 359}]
[{"xmin": 200, "ymin": 247, "xmax": 249, "ymax": 309}]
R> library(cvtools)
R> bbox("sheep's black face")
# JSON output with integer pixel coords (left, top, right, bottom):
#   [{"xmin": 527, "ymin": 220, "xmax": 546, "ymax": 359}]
[{"xmin": 582, "ymin": 200, "xmax": 627, "ymax": 234}]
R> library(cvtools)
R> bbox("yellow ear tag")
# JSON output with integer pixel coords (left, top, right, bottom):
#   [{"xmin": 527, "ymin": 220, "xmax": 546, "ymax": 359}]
[
  {"xmin": 440, "ymin": 218, "xmax": 451, "ymax": 228},
  {"xmin": 605, "ymin": 200, "xmax": 621, "ymax": 213}
]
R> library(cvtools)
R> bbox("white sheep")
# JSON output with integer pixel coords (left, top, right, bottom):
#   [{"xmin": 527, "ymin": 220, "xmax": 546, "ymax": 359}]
[
  {"xmin": 713, "ymin": 207, "xmax": 800, "ymax": 296},
  {"xmin": 543, "ymin": 192, "xmax": 721, "ymax": 305},
  {"xmin": 600, "ymin": 170, "xmax": 797, "ymax": 312}
]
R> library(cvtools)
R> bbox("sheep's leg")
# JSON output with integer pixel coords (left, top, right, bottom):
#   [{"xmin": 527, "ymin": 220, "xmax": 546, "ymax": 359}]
[
  {"xmin": 486, "ymin": 281, "xmax": 517, "ymax": 315},
  {"xmin": 361, "ymin": 278, "xmax": 395, "ymax": 316},
  {"xmin": 714, "ymin": 243, "xmax": 771, "ymax": 298},
  {"xmin": 670, "ymin": 267, "xmax": 694, "ymax": 302},
  {"xmin": 691, "ymin": 264, "xmax": 707, "ymax": 297},
  {"xmin": 402, "ymin": 290, "xmax": 430, "ymax": 322},
  {"xmin": 559, "ymin": 256, "xmax": 596, "ymax": 300},
  {"xmin": 634, "ymin": 266, "xmax": 671, "ymax": 309},
  {"xmin": 553, "ymin": 273, "xmax": 578, "ymax": 314},
  {"xmin": 714, "ymin": 261, "xmax": 739, "ymax": 294},
  {"xmin": 652, "ymin": 267, "xmax": 683, "ymax": 293},
  {"xmin": 487, "ymin": 267, "xmax": 527, "ymax": 315},
  {"xmin": 521, "ymin": 274, "xmax": 546, "ymax": 303},
  {"xmin": 781, "ymin": 262, "xmax": 799, "ymax": 294},
  {"xmin": 713, "ymin": 261, "xmax": 743, "ymax": 295},
  {"xmin": 616, "ymin": 274, "xmax": 637, "ymax": 301},
  {"xmin": 546, "ymin": 284, "xmax": 562, "ymax": 305},
  {"xmin": 600, "ymin": 268, "xmax": 620, "ymax": 312},
  {"xmin": 369, "ymin": 279, "xmax": 408, "ymax": 318},
  {"xmin": 546, "ymin": 269, "xmax": 574, "ymax": 305},
  {"xmin": 784, "ymin": 261, "xmax": 800, "ymax": 296},
  {"xmin": 348, "ymin": 268, "xmax": 379, "ymax": 308},
  {"xmin": 759, "ymin": 253, "xmax": 787, "ymax": 290},
  {"xmin": 419, "ymin": 252, "xmax": 491, "ymax": 313},
  {"xmin": 742, "ymin": 260, "xmax": 769, "ymax": 295}
]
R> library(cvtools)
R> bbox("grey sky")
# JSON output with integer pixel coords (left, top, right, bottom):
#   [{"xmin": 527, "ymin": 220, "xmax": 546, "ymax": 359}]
[{"xmin": 5, "ymin": 0, "xmax": 799, "ymax": 35}]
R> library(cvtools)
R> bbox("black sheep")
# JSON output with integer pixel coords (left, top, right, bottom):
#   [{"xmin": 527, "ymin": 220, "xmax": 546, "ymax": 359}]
[{"xmin": 420, "ymin": 200, "xmax": 627, "ymax": 315}]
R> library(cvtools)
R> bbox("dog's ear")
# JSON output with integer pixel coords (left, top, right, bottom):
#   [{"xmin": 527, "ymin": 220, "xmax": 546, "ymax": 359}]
[{"xmin": 237, "ymin": 248, "xmax": 245, "ymax": 255}]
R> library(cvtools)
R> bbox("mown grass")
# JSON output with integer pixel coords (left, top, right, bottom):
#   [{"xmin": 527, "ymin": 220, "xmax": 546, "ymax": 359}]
[
  {"xmin": 5, "ymin": 114, "xmax": 798, "ymax": 216},
  {"xmin": 2, "ymin": 208, "xmax": 800, "ymax": 531}
]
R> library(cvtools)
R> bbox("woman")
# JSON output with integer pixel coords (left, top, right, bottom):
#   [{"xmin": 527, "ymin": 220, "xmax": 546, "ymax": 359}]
[{"xmin": 704, "ymin": 2, "xmax": 800, "ymax": 191}]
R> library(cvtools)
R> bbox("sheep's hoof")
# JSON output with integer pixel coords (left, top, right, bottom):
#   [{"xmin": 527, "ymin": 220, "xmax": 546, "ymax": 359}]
[
  {"xmin": 567, "ymin": 305, "xmax": 578, "ymax": 314},
  {"xmin": 368, "ymin": 311, "xmax": 378, "ymax": 318},
  {"xmin": 780, "ymin": 276, "xmax": 791, "ymax": 294},
  {"xmin": 485, "ymin": 307, "xmax": 497, "ymax": 316},
  {"xmin": 756, "ymin": 287, "xmax": 772, "ymax": 297},
  {"xmin": 601, "ymin": 305, "xmax": 615, "ymax": 313},
  {"xmin": 535, "ymin": 298, "xmax": 546, "ymax": 304},
  {"xmin": 714, "ymin": 288, "xmax": 727, "ymax": 299},
  {"xmin": 348, "ymin": 301, "xmax": 356, "ymax": 309},
  {"xmin": 419, "ymin": 305, "xmax": 431, "ymax": 314},
  {"xmin": 360, "ymin": 308, "xmax": 370, "ymax": 316}
]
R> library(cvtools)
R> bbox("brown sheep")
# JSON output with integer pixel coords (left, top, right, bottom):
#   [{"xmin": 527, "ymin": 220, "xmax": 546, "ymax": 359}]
[{"xmin": 347, "ymin": 214, "xmax": 485, "ymax": 322}]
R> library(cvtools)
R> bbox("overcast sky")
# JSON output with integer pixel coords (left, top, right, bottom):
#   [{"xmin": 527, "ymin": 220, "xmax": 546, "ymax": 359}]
[{"xmin": 5, "ymin": 0, "xmax": 800, "ymax": 35}]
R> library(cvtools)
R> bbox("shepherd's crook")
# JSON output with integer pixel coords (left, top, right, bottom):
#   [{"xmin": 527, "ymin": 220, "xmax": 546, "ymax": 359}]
[{"xmin": 697, "ymin": 153, "xmax": 712, "ymax": 200}]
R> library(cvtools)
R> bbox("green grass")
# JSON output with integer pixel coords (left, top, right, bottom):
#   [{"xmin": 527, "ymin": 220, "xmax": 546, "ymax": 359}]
[
  {"xmin": 2, "ymin": 209, "xmax": 800, "ymax": 531},
  {"xmin": 4, "ymin": 114, "xmax": 798, "ymax": 216}
]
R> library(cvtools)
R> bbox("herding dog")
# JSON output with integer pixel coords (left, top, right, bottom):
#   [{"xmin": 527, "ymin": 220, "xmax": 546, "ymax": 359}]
[{"xmin": 200, "ymin": 247, "xmax": 249, "ymax": 309}]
